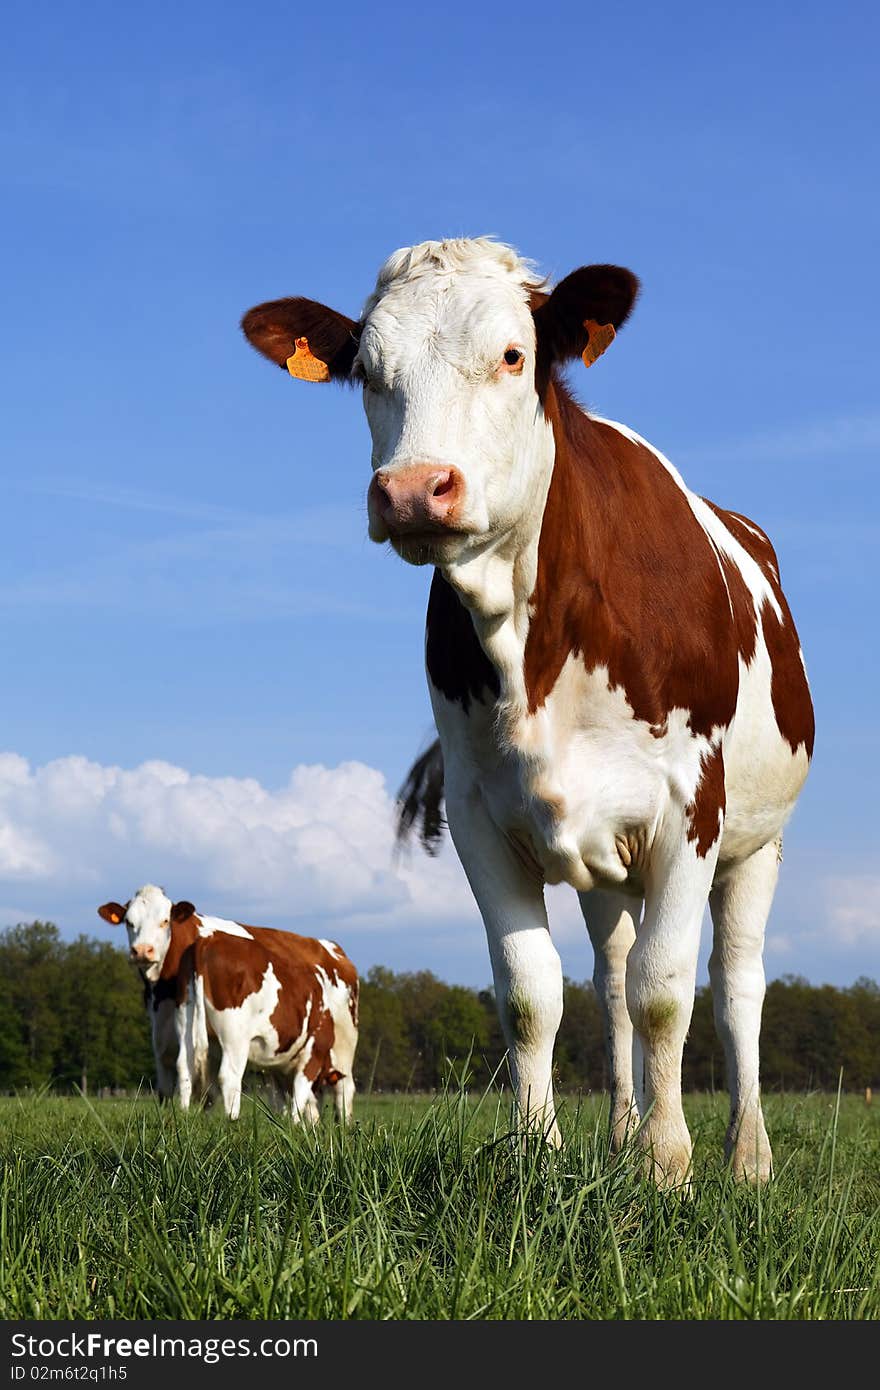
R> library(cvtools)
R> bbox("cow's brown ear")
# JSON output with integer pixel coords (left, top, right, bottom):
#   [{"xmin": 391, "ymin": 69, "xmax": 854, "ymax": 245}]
[
  {"xmin": 533, "ymin": 265, "xmax": 639, "ymax": 375},
  {"xmin": 170, "ymin": 900, "xmax": 196, "ymax": 924},
  {"xmin": 98, "ymin": 901, "xmax": 127, "ymax": 925},
  {"xmin": 241, "ymin": 297, "xmax": 359, "ymax": 383}
]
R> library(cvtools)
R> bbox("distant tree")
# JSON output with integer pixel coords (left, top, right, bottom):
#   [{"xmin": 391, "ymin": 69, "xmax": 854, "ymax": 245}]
[
  {"xmin": 682, "ymin": 986, "xmax": 723, "ymax": 1092},
  {"xmin": 554, "ymin": 980, "xmax": 605, "ymax": 1091},
  {"xmin": 354, "ymin": 966, "xmax": 412, "ymax": 1091},
  {"xmin": 0, "ymin": 971, "xmax": 29, "ymax": 1088},
  {"xmin": 0, "ymin": 921, "xmax": 64, "ymax": 1086},
  {"xmin": 0, "ymin": 921, "xmax": 877, "ymax": 1097},
  {"xmin": 57, "ymin": 936, "xmax": 153, "ymax": 1092}
]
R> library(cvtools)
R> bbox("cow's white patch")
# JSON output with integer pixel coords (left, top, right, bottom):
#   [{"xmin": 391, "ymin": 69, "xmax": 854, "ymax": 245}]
[
  {"xmin": 316, "ymin": 966, "xmax": 358, "ymax": 1081},
  {"xmin": 436, "ymin": 656, "xmax": 720, "ymax": 893},
  {"xmin": 196, "ymin": 914, "xmax": 253, "ymax": 940}
]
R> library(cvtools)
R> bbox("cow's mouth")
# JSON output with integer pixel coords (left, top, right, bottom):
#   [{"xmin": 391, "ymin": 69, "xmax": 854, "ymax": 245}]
[{"xmin": 388, "ymin": 527, "xmax": 468, "ymax": 565}]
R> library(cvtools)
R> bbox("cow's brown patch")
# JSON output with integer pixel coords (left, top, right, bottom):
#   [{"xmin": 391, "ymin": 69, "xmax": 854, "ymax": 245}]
[
  {"xmin": 715, "ymin": 548, "xmax": 758, "ymax": 666},
  {"xmin": 686, "ymin": 744, "xmax": 726, "ymax": 858},
  {"xmin": 523, "ymin": 380, "xmax": 745, "ymax": 738},
  {"xmin": 426, "ymin": 569, "xmax": 500, "ymax": 712},
  {"xmin": 760, "ymin": 599, "xmax": 816, "ymax": 757},
  {"xmin": 704, "ymin": 500, "xmax": 814, "ymax": 759},
  {"xmin": 303, "ymin": 1001, "xmax": 336, "ymax": 1084}
]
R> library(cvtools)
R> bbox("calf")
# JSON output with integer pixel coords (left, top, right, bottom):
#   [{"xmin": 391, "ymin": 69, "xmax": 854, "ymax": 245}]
[{"xmin": 241, "ymin": 237, "xmax": 814, "ymax": 1185}]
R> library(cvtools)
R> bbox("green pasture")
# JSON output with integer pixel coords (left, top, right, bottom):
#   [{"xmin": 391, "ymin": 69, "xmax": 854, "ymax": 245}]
[{"xmin": 1, "ymin": 1091, "xmax": 878, "ymax": 1320}]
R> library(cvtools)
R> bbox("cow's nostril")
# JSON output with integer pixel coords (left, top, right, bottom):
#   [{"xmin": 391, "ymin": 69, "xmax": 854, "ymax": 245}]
[{"xmin": 432, "ymin": 474, "xmax": 456, "ymax": 498}]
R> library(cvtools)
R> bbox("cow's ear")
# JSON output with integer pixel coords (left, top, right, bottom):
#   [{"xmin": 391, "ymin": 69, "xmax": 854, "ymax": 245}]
[
  {"xmin": 170, "ymin": 901, "xmax": 196, "ymax": 924},
  {"xmin": 98, "ymin": 901, "xmax": 127, "ymax": 925},
  {"xmin": 533, "ymin": 265, "xmax": 639, "ymax": 373},
  {"xmin": 241, "ymin": 297, "xmax": 359, "ymax": 383}
]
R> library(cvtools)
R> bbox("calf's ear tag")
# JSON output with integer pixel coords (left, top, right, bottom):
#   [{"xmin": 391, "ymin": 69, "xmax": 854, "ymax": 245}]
[
  {"xmin": 110, "ymin": 912, "xmax": 121, "ymax": 924},
  {"xmin": 286, "ymin": 336, "xmax": 331, "ymax": 383},
  {"xmin": 582, "ymin": 320, "xmax": 616, "ymax": 367}
]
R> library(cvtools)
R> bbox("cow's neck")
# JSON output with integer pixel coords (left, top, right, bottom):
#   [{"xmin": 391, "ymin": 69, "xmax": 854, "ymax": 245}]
[
  {"xmin": 158, "ymin": 915, "xmax": 199, "ymax": 981},
  {"xmin": 440, "ymin": 389, "xmax": 556, "ymax": 710}
]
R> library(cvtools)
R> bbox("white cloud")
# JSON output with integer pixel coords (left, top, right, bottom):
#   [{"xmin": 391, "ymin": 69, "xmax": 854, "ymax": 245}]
[
  {"xmin": 1, "ymin": 751, "xmax": 876, "ymax": 988},
  {"xmin": 0, "ymin": 750, "xmax": 475, "ymax": 935}
]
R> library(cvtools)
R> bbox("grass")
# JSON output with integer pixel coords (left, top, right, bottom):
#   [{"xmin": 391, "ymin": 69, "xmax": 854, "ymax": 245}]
[{"xmin": 1, "ymin": 1089, "xmax": 879, "ymax": 1319}]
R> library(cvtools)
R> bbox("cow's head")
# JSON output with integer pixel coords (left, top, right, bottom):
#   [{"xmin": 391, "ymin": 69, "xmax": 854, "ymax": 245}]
[
  {"xmin": 241, "ymin": 239, "xmax": 638, "ymax": 568},
  {"xmin": 98, "ymin": 884, "xmax": 172, "ymax": 981}
]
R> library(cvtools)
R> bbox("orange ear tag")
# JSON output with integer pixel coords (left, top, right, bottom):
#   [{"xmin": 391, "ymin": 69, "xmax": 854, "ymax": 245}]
[
  {"xmin": 110, "ymin": 913, "xmax": 121, "ymax": 924},
  {"xmin": 582, "ymin": 320, "xmax": 616, "ymax": 367},
  {"xmin": 286, "ymin": 336, "xmax": 331, "ymax": 382}
]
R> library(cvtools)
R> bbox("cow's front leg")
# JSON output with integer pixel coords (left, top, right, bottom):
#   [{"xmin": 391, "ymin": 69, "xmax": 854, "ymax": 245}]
[
  {"xmin": 627, "ymin": 836, "xmax": 719, "ymax": 1188},
  {"xmin": 174, "ymin": 1005, "xmax": 194, "ymax": 1112},
  {"xmin": 446, "ymin": 787, "xmax": 563, "ymax": 1146},
  {"xmin": 579, "ymin": 888, "xmax": 642, "ymax": 1150}
]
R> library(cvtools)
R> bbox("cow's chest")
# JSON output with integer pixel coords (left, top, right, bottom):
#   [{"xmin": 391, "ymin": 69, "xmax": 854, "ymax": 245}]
[{"xmin": 433, "ymin": 656, "xmax": 714, "ymax": 892}]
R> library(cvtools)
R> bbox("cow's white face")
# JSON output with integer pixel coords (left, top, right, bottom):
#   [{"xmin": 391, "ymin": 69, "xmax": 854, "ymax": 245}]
[
  {"xmin": 355, "ymin": 245, "xmax": 551, "ymax": 567},
  {"xmin": 241, "ymin": 238, "xmax": 639, "ymax": 571},
  {"xmin": 98, "ymin": 885, "xmax": 172, "ymax": 982}
]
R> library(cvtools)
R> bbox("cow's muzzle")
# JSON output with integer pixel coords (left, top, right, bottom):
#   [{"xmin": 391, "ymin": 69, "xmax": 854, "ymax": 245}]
[{"xmin": 368, "ymin": 464, "xmax": 466, "ymax": 540}]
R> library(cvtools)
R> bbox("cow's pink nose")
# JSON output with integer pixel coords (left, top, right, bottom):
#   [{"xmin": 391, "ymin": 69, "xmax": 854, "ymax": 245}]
[
  {"xmin": 369, "ymin": 464, "xmax": 465, "ymax": 534},
  {"xmin": 130, "ymin": 945, "xmax": 155, "ymax": 962}
]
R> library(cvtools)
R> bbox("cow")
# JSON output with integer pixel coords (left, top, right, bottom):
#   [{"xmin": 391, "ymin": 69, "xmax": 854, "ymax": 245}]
[
  {"xmin": 98, "ymin": 884, "xmax": 210, "ymax": 1103},
  {"xmin": 99, "ymin": 885, "xmax": 359, "ymax": 1123},
  {"xmin": 240, "ymin": 238, "xmax": 814, "ymax": 1186}
]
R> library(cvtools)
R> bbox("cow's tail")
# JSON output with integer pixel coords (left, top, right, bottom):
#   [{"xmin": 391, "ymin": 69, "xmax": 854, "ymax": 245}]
[{"xmin": 395, "ymin": 736, "xmax": 446, "ymax": 856}]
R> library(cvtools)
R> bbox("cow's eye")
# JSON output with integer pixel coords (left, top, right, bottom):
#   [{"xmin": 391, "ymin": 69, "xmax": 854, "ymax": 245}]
[{"xmin": 501, "ymin": 348, "xmax": 524, "ymax": 373}]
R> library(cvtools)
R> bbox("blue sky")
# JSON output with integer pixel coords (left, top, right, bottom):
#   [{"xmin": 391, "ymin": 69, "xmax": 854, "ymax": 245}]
[{"xmin": 1, "ymin": 1, "xmax": 878, "ymax": 988}]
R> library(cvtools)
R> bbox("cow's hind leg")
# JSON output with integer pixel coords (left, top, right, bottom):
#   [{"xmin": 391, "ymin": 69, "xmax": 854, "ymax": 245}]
[
  {"xmin": 627, "ymin": 838, "xmax": 718, "ymax": 1188},
  {"xmin": 709, "ymin": 839, "xmax": 778, "ymax": 1183},
  {"xmin": 579, "ymin": 888, "xmax": 642, "ymax": 1150},
  {"xmin": 446, "ymin": 788, "xmax": 563, "ymax": 1146},
  {"xmin": 332, "ymin": 1075, "xmax": 355, "ymax": 1124}
]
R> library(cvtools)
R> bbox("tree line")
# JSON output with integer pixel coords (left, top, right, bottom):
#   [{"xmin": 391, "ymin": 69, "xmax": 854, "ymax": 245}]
[{"xmin": 1, "ymin": 921, "xmax": 878, "ymax": 1095}]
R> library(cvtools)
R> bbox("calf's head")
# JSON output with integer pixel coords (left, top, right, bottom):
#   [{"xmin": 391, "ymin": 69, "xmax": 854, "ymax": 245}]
[
  {"xmin": 98, "ymin": 883, "xmax": 173, "ymax": 981},
  {"xmin": 242, "ymin": 239, "xmax": 638, "ymax": 567}
]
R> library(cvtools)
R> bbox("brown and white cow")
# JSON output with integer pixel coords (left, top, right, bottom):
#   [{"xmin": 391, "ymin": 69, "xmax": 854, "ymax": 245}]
[
  {"xmin": 98, "ymin": 885, "xmax": 209, "ymax": 1102},
  {"xmin": 241, "ymin": 239, "xmax": 814, "ymax": 1185},
  {"xmin": 99, "ymin": 884, "xmax": 359, "ymax": 1122}
]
